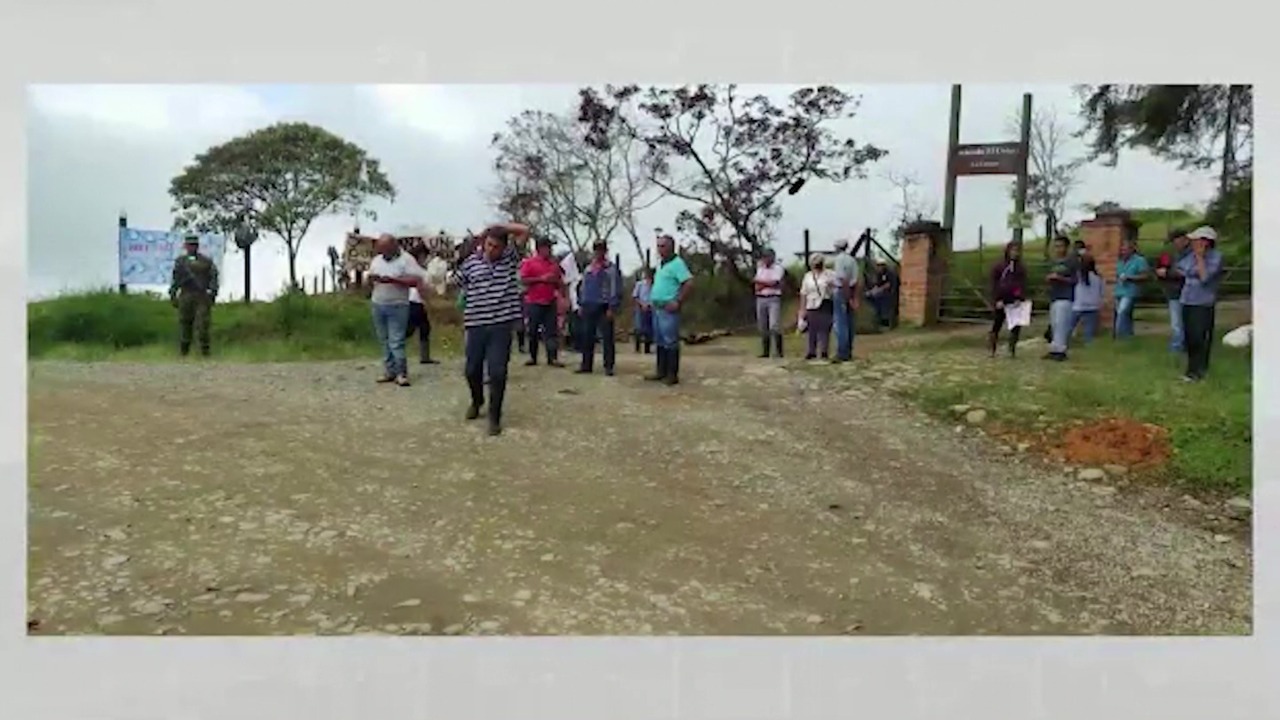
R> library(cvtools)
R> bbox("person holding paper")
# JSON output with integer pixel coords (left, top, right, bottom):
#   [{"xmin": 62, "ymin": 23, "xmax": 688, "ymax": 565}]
[
  {"xmin": 1171, "ymin": 226, "xmax": 1224, "ymax": 382},
  {"xmin": 987, "ymin": 241, "xmax": 1028, "ymax": 358}
]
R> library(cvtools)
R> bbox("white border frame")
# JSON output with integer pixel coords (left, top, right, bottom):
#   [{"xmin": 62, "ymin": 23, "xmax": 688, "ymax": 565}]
[{"xmin": 3, "ymin": 0, "xmax": 1274, "ymax": 717}]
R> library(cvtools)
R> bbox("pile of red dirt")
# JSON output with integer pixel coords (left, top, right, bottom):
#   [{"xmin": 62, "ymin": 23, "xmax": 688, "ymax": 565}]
[{"xmin": 1050, "ymin": 417, "xmax": 1172, "ymax": 468}]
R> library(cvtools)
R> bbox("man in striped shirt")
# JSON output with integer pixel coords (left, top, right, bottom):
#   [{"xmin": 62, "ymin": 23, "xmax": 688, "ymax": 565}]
[{"xmin": 453, "ymin": 222, "xmax": 532, "ymax": 435}]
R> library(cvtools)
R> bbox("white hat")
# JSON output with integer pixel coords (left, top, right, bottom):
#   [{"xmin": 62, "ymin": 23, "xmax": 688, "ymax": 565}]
[
  {"xmin": 1187, "ymin": 226, "xmax": 1218, "ymax": 242},
  {"xmin": 833, "ymin": 238, "xmax": 849, "ymax": 250}
]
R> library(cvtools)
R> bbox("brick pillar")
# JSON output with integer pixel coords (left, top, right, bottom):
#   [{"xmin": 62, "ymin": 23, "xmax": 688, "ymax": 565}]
[
  {"xmin": 1080, "ymin": 208, "xmax": 1140, "ymax": 329},
  {"xmin": 899, "ymin": 220, "xmax": 947, "ymax": 327}
]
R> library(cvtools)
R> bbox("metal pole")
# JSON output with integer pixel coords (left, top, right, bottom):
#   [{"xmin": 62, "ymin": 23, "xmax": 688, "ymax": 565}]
[
  {"xmin": 117, "ymin": 212, "xmax": 128, "ymax": 295},
  {"xmin": 803, "ymin": 228, "xmax": 811, "ymax": 264},
  {"xmin": 978, "ymin": 225, "xmax": 985, "ymax": 270},
  {"xmin": 941, "ymin": 84, "xmax": 962, "ymax": 234},
  {"xmin": 1012, "ymin": 92, "xmax": 1033, "ymax": 245}
]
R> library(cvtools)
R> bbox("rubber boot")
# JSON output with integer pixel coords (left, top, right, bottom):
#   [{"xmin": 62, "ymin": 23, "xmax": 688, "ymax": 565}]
[
  {"xmin": 758, "ymin": 334, "xmax": 770, "ymax": 358},
  {"xmin": 645, "ymin": 348, "xmax": 668, "ymax": 381},
  {"xmin": 179, "ymin": 341, "xmax": 191, "ymax": 357},
  {"xmin": 1008, "ymin": 327, "xmax": 1021, "ymax": 358},
  {"xmin": 634, "ymin": 335, "xmax": 642, "ymax": 353},
  {"xmin": 643, "ymin": 340, "xmax": 652, "ymax": 354},
  {"xmin": 663, "ymin": 347, "xmax": 681, "ymax": 385},
  {"xmin": 465, "ymin": 375, "xmax": 485, "ymax": 419},
  {"xmin": 773, "ymin": 332, "xmax": 784, "ymax": 358},
  {"xmin": 987, "ymin": 331, "xmax": 998, "ymax": 357}
]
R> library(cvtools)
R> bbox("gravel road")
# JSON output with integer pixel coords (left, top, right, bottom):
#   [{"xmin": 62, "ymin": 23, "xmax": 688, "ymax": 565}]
[{"xmin": 27, "ymin": 340, "xmax": 1251, "ymax": 635}]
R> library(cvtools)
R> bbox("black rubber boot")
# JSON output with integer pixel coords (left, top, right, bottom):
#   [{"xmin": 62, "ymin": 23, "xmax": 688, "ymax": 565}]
[
  {"xmin": 179, "ymin": 342, "xmax": 190, "ymax": 357},
  {"xmin": 634, "ymin": 335, "xmax": 642, "ymax": 353},
  {"xmin": 645, "ymin": 348, "xmax": 668, "ymax": 381},
  {"xmin": 773, "ymin": 332, "xmax": 784, "ymax": 358},
  {"xmin": 643, "ymin": 340, "xmax": 652, "ymax": 354},
  {"xmin": 987, "ymin": 331, "xmax": 998, "ymax": 357},
  {"xmin": 465, "ymin": 375, "xmax": 485, "ymax": 419},
  {"xmin": 1008, "ymin": 327, "xmax": 1021, "ymax": 358},
  {"xmin": 664, "ymin": 347, "xmax": 681, "ymax": 386},
  {"xmin": 758, "ymin": 334, "xmax": 770, "ymax": 358}
]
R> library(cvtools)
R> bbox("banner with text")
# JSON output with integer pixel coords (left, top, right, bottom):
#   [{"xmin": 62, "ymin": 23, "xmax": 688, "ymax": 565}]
[{"xmin": 118, "ymin": 227, "xmax": 228, "ymax": 287}]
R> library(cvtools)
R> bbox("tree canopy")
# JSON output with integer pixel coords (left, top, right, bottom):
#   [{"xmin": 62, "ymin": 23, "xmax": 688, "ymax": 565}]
[
  {"xmin": 170, "ymin": 122, "xmax": 396, "ymax": 290},
  {"xmin": 577, "ymin": 84, "xmax": 887, "ymax": 270}
]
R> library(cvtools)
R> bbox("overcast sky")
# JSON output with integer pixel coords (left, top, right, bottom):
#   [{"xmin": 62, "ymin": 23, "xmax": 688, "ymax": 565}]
[{"xmin": 26, "ymin": 83, "xmax": 1217, "ymax": 300}]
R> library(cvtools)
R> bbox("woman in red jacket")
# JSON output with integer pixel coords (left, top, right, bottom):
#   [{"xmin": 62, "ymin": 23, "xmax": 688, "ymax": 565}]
[{"xmin": 988, "ymin": 241, "xmax": 1029, "ymax": 357}]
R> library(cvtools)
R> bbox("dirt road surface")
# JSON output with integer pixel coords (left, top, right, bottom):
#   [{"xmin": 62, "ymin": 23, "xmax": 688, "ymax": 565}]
[{"xmin": 27, "ymin": 341, "xmax": 1252, "ymax": 635}]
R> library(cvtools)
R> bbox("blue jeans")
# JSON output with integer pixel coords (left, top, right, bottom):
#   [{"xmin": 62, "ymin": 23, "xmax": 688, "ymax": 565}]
[
  {"xmin": 1048, "ymin": 299, "xmax": 1073, "ymax": 354},
  {"xmin": 1114, "ymin": 295, "xmax": 1136, "ymax": 338},
  {"xmin": 1167, "ymin": 299, "xmax": 1185, "ymax": 351},
  {"xmin": 653, "ymin": 307, "xmax": 680, "ymax": 349},
  {"xmin": 833, "ymin": 288, "xmax": 854, "ymax": 360},
  {"xmin": 1070, "ymin": 310, "xmax": 1099, "ymax": 343},
  {"xmin": 372, "ymin": 303, "xmax": 410, "ymax": 378}
]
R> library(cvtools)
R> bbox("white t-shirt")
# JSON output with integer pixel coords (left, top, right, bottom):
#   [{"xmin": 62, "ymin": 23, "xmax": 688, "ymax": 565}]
[
  {"xmin": 800, "ymin": 269, "xmax": 836, "ymax": 310},
  {"xmin": 754, "ymin": 263, "xmax": 786, "ymax": 297},
  {"xmin": 369, "ymin": 252, "xmax": 424, "ymax": 306}
]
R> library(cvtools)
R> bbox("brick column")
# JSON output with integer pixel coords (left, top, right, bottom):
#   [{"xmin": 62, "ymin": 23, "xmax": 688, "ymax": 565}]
[
  {"xmin": 899, "ymin": 220, "xmax": 947, "ymax": 327},
  {"xmin": 1079, "ymin": 208, "xmax": 1140, "ymax": 329}
]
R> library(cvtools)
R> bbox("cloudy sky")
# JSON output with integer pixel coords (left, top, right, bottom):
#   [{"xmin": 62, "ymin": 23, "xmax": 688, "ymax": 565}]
[{"xmin": 26, "ymin": 83, "xmax": 1217, "ymax": 300}]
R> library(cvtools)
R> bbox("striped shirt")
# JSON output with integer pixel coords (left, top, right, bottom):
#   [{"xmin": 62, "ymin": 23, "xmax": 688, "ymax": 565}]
[{"xmin": 455, "ymin": 245, "xmax": 523, "ymax": 328}]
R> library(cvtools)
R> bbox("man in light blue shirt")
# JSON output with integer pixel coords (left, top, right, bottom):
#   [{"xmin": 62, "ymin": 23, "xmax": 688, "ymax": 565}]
[
  {"xmin": 1173, "ymin": 226, "xmax": 1224, "ymax": 382},
  {"xmin": 645, "ymin": 235, "xmax": 693, "ymax": 385},
  {"xmin": 1112, "ymin": 237, "xmax": 1150, "ymax": 338},
  {"xmin": 830, "ymin": 238, "xmax": 859, "ymax": 363}
]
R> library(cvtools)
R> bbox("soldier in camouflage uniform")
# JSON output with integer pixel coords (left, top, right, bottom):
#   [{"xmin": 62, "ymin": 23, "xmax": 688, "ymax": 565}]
[{"xmin": 169, "ymin": 234, "xmax": 219, "ymax": 357}]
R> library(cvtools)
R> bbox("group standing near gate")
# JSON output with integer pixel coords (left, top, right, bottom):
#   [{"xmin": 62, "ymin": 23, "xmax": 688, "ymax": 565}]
[{"xmin": 987, "ymin": 225, "xmax": 1224, "ymax": 382}]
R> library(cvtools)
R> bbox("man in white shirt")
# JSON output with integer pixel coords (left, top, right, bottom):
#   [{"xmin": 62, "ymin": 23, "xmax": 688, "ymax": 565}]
[
  {"xmin": 830, "ymin": 238, "xmax": 860, "ymax": 363},
  {"xmin": 752, "ymin": 248, "xmax": 786, "ymax": 358},
  {"xmin": 366, "ymin": 234, "xmax": 425, "ymax": 386}
]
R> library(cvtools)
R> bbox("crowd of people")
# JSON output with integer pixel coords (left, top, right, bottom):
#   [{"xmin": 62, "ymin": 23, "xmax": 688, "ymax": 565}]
[
  {"xmin": 985, "ymin": 225, "xmax": 1224, "ymax": 382},
  {"xmin": 363, "ymin": 226, "xmax": 694, "ymax": 436}
]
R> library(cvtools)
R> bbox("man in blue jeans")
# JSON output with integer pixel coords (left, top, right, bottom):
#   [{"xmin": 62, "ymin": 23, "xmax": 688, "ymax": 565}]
[
  {"xmin": 830, "ymin": 238, "xmax": 859, "ymax": 363},
  {"xmin": 1112, "ymin": 236, "xmax": 1150, "ymax": 338},
  {"xmin": 1155, "ymin": 228, "xmax": 1190, "ymax": 351},
  {"xmin": 367, "ymin": 234, "xmax": 426, "ymax": 387},
  {"xmin": 645, "ymin": 235, "xmax": 693, "ymax": 386}
]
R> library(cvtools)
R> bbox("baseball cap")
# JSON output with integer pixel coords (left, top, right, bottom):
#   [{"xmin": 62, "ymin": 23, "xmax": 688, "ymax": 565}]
[
  {"xmin": 834, "ymin": 238, "xmax": 849, "ymax": 250},
  {"xmin": 1186, "ymin": 226, "xmax": 1218, "ymax": 242}
]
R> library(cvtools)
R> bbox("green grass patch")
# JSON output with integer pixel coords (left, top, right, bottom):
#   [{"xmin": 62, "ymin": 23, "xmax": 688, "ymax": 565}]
[
  {"xmin": 28, "ymin": 289, "xmax": 464, "ymax": 362},
  {"xmin": 896, "ymin": 332, "xmax": 1252, "ymax": 492}
]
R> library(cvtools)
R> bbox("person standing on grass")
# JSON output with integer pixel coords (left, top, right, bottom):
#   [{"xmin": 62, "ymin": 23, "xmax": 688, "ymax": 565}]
[
  {"xmin": 367, "ymin": 234, "xmax": 425, "ymax": 386},
  {"xmin": 1173, "ymin": 226, "xmax": 1224, "ymax": 382},
  {"xmin": 454, "ymin": 222, "xmax": 531, "ymax": 434},
  {"xmin": 1070, "ymin": 255, "xmax": 1105, "ymax": 344},
  {"xmin": 799, "ymin": 254, "xmax": 837, "ymax": 361},
  {"xmin": 169, "ymin": 233, "xmax": 219, "ymax": 358},
  {"xmin": 576, "ymin": 240, "xmax": 624, "ymax": 376},
  {"xmin": 753, "ymin": 248, "xmax": 786, "ymax": 359},
  {"xmin": 645, "ymin": 234, "xmax": 693, "ymax": 385},
  {"xmin": 404, "ymin": 246, "xmax": 439, "ymax": 366},
  {"xmin": 632, "ymin": 268, "xmax": 654, "ymax": 354},
  {"xmin": 1043, "ymin": 235, "xmax": 1079, "ymax": 362},
  {"xmin": 1112, "ymin": 236, "xmax": 1150, "ymax": 339},
  {"xmin": 1156, "ymin": 228, "xmax": 1191, "ymax": 352},
  {"xmin": 987, "ymin": 241, "xmax": 1028, "ymax": 358},
  {"xmin": 866, "ymin": 259, "xmax": 898, "ymax": 329},
  {"xmin": 830, "ymin": 239, "xmax": 859, "ymax": 363},
  {"xmin": 518, "ymin": 237, "xmax": 565, "ymax": 368}
]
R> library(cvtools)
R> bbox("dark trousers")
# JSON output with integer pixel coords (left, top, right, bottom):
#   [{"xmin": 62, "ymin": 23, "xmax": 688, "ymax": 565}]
[
  {"xmin": 516, "ymin": 304, "xmax": 528, "ymax": 352},
  {"xmin": 405, "ymin": 301, "xmax": 433, "ymax": 361},
  {"xmin": 526, "ymin": 301, "xmax": 559, "ymax": 363},
  {"xmin": 464, "ymin": 322, "xmax": 515, "ymax": 423},
  {"xmin": 579, "ymin": 303, "xmax": 616, "ymax": 372},
  {"xmin": 1182, "ymin": 304, "xmax": 1216, "ymax": 378},
  {"xmin": 989, "ymin": 307, "xmax": 1022, "ymax": 354}
]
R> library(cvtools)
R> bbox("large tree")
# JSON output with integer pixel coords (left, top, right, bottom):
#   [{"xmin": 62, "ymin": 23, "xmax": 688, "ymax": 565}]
[
  {"xmin": 576, "ymin": 84, "xmax": 887, "ymax": 273},
  {"xmin": 882, "ymin": 169, "xmax": 937, "ymax": 255},
  {"xmin": 1075, "ymin": 84, "xmax": 1252, "ymax": 198},
  {"xmin": 490, "ymin": 109, "xmax": 661, "ymax": 258},
  {"xmin": 170, "ymin": 122, "xmax": 396, "ymax": 291}
]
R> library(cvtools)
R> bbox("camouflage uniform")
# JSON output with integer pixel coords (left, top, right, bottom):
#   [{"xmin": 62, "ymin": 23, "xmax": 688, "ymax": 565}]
[{"xmin": 169, "ymin": 241, "xmax": 219, "ymax": 356}]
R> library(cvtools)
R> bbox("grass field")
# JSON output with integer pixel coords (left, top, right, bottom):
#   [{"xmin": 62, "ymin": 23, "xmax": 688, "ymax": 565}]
[{"xmin": 894, "ymin": 330, "xmax": 1252, "ymax": 492}]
